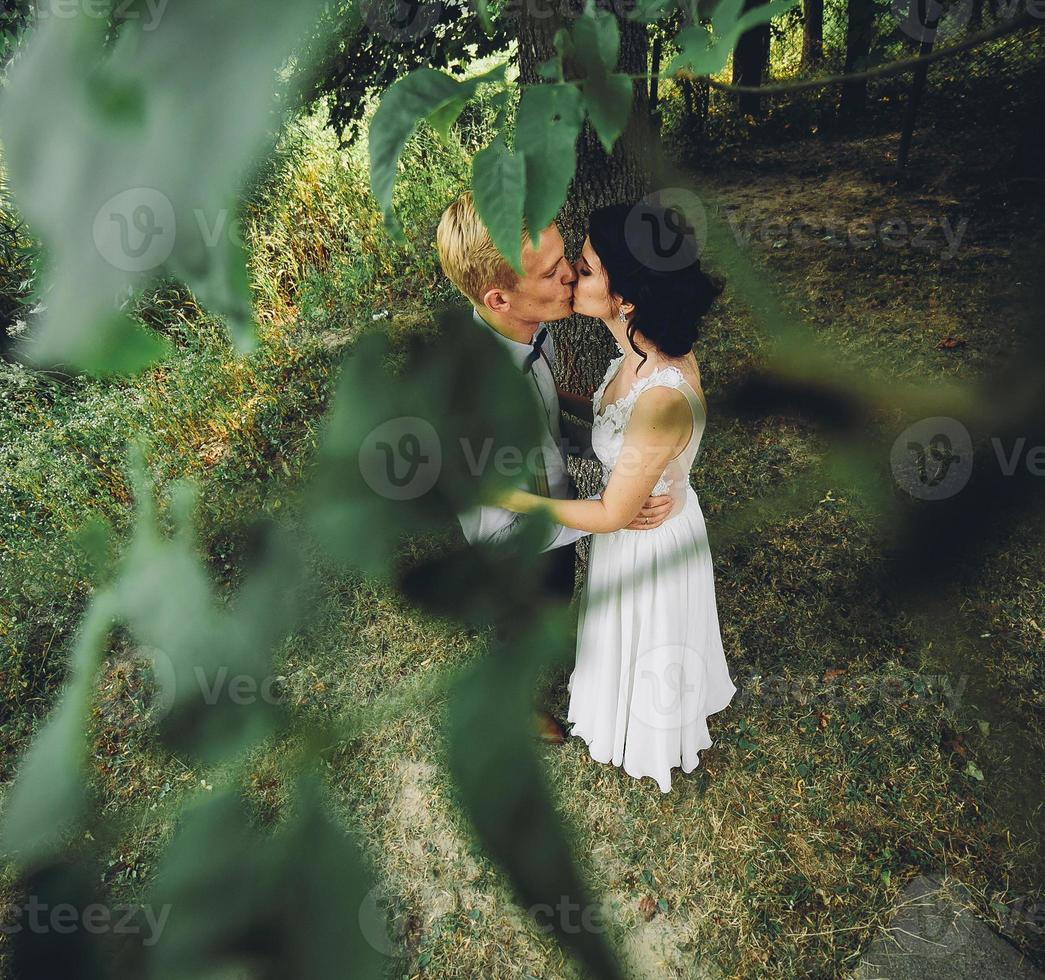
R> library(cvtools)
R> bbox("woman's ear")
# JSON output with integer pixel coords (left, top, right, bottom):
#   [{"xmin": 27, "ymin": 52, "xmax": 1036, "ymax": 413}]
[{"xmin": 620, "ymin": 299, "xmax": 635, "ymax": 316}]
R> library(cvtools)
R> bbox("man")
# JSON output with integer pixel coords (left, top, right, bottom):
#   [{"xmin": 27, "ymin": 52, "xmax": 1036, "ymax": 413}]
[{"xmin": 435, "ymin": 192, "xmax": 673, "ymax": 741}]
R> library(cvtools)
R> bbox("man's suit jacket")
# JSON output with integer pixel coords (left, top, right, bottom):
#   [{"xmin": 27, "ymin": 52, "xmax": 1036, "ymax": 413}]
[{"xmin": 456, "ymin": 307, "xmax": 595, "ymax": 552}]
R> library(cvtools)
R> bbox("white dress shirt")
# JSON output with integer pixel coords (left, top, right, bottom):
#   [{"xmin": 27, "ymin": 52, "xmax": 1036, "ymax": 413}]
[{"xmin": 457, "ymin": 307, "xmax": 594, "ymax": 552}]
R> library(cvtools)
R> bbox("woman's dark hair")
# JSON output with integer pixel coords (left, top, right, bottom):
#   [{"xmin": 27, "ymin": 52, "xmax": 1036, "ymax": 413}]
[{"xmin": 587, "ymin": 201, "xmax": 723, "ymax": 368}]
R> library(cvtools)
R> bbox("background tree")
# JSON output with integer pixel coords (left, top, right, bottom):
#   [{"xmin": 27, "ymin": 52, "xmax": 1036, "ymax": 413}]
[
  {"xmin": 732, "ymin": 0, "xmax": 772, "ymax": 116},
  {"xmin": 517, "ymin": 0, "xmax": 653, "ymax": 399},
  {"xmin": 801, "ymin": 0, "xmax": 824, "ymax": 70},
  {"xmin": 840, "ymin": 0, "xmax": 878, "ymax": 117}
]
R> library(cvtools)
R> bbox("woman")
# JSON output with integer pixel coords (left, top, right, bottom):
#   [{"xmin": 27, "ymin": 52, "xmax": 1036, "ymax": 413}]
[{"xmin": 493, "ymin": 202, "xmax": 737, "ymax": 792}]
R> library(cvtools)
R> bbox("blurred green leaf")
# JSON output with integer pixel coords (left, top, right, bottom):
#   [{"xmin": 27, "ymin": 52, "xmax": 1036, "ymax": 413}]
[
  {"xmin": 446, "ymin": 606, "xmax": 624, "ymax": 980},
  {"xmin": 147, "ymin": 776, "xmax": 382, "ymax": 980},
  {"xmin": 0, "ymin": 593, "xmax": 118, "ymax": 864},
  {"xmin": 0, "ymin": 0, "xmax": 323, "ymax": 373},
  {"xmin": 580, "ymin": 72, "xmax": 634, "ymax": 154},
  {"xmin": 306, "ymin": 310, "xmax": 550, "ymax": 579}
]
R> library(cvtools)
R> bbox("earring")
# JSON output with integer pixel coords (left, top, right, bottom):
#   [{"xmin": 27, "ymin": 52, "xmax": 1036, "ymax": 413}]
[{"xmin": 618, "ymin": 308, "xmax": 627, "ymax": 323}]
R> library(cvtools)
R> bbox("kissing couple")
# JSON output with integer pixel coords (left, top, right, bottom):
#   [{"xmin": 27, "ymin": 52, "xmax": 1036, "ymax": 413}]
[{"xmin": 435, "ymin": 192, "xmax": 736, "ymax": 793}]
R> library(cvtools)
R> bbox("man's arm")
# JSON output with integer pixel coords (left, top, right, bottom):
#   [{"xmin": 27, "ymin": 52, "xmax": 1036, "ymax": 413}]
[{"xmin": 458, "ymin": 502, "xmax": 590, "ymax": 553}]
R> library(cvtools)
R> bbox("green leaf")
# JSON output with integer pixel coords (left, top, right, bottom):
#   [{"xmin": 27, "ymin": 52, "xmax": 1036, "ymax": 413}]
[
  {"xmin": 573, "ymin": 0, "xmax": 621, "ymax": 75},
  {"xmin": 965, "ymin": 761, "xmax": 984, "ymax": 781},
  {"xmin": 427, "ymin": 99, "xmax": 467, "ymax": 142},
  {"xmin": 373, "ymin": 64, "xmax": 507, "ymax": 227},
  {"xmin": 369, "ymin": 68, "xmax": 464, "ymax": 236},
  {"xmin": 516, "ymin": 84, "xmax": 584, "ymax": 248},
  {"xmin": 471, "ymin": 138, "xmax": 526, "ymax": 275},
  {"xmin": 427, "ymin": 63, "xmax": 507, "ymax": 142},
  {"xmin": 580, "ymin": 73, "xmax": 634, "ymax": 154},
  {"xmin": 627, "ymin": 0, "xmax": 678, "ymax": 22},
  {"xmin": 666, "ymin": 0, "xmax": 798, "ymax": 76}
]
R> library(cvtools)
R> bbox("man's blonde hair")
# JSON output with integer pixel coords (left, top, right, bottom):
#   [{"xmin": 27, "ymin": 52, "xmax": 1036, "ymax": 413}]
[{"xmin": 436, "ymin": 191, "xmax": 532, "ymax": 306}]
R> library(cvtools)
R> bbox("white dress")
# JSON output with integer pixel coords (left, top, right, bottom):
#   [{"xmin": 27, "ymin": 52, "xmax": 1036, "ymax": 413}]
[{"xmin": 566, "ymin": 346, "xmax": 737, "ymax": 792}]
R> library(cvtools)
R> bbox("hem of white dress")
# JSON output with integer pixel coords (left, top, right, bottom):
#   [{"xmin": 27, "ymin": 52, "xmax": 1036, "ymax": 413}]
[
  {"xmin": 566, "ymin": 726, "xmax": 712, "ymax": 794},
  {"xmin": 567, "ymin": 682, "xmax": 737, "ymax": 793}
]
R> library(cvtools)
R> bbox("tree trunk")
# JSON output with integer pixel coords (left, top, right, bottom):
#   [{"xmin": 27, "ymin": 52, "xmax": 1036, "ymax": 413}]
[
  {"xmin": 897, "ymin": 0, "xmax": 939, "ymax": 168},
  {"xmin": 801, "ymin": 0, "xmax": 824, "ymax": 71},
  {"xmin": 840, "ymin": 0, "xmax": 875, "ymax": 119},
  {"xmin": 517, "ymin": 0, "xmax": 652, "ymax": 399},
  {"xmin": 732, "ymin": 0, "xmax": 771, "ymax": 118}
]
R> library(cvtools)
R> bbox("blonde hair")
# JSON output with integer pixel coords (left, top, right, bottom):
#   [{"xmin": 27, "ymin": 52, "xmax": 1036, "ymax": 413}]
[{"xmin": 436, "ymin": 191, "xmax": 531, "ymax": 306}]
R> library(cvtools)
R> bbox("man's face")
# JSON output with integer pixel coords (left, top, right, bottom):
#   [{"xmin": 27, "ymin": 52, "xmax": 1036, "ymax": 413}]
[{"xmin": 495, "ymin": 224, "xmax": 576, "ymax": 324}]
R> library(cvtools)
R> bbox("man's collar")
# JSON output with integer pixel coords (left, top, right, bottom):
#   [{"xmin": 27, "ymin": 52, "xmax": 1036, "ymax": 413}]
[{"xmin": 472, "ymin": 307, "xmax": 544, "ymax": 368}]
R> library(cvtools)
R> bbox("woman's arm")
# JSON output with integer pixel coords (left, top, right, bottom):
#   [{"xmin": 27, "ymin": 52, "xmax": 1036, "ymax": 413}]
[
  {"xmin": 496, "ymin": 387, "xmax": 691, "ymax": 534},
  {"xmin": 556, "ymin": 385, "xmax": 594, "ymax": 424}
]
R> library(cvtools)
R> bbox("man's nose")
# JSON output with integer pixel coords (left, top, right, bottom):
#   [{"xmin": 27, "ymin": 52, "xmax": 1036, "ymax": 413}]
[{"xmin": 562, "ymin": 263, "xmax": 577, "ymax": 285}]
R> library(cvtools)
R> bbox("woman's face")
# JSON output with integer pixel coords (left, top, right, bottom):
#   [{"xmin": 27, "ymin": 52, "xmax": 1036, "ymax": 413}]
[{"xmin": 572, "ymin": 236, "xmax": 618, "ymax": 321}]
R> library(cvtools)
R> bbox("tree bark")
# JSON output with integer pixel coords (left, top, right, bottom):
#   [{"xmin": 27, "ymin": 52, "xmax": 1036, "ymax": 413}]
[
  {"xmin": 517, "ymin": 0, "xmax": 652, "ymax": 399},
  {"xmin": 801, "ymin": 0, "xmax": 824, "ymax": 71},
  {"xmin": 840, "ymin": 0, "xmax": 876, "ymax": 118},
  {"xmin": 732, "ymin": 0, "xmax": 771, "ymax": 117},
  {"xmin": 897, "ymin": 0, "xmax": 939, "ymax": 168}
]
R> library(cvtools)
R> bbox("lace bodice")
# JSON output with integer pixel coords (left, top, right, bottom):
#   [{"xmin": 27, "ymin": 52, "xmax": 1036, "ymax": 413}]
[{"xmin": 591, "ymin": 346, "xmax": 706, "ymax": 519}]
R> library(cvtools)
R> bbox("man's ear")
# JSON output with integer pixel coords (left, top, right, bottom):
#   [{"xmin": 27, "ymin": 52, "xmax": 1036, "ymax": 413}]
[{"xmin": 482, "ymin": 287, "xmax": 510, "ymax": 314}]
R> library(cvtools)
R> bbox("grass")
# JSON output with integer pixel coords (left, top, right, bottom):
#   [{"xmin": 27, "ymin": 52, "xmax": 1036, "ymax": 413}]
[{"xmin": 2, "ymin": 67, "xmax": 1044, "ymax": 978}]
